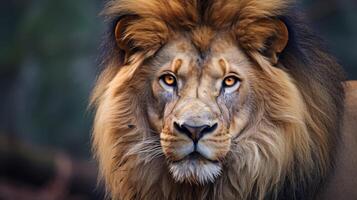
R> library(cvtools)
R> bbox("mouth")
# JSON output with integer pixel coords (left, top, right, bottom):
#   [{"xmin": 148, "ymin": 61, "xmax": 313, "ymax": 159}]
[
  {"xmin": 172, "ymin": 151, "xmax": 219, "ymax": 164},
  {"xmin": 168, "ymin": 151, "xmax": 222, "ymax": 184}
]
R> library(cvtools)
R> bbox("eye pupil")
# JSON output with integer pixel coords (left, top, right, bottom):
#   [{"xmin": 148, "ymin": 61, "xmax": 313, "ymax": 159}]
[
  {"xmin": 224, "ymin": 77, "xmax": 236, "ymax": 86},
  {"xmin": 164, "ymin": 75, "xmax": 176, "ymax": 86}
]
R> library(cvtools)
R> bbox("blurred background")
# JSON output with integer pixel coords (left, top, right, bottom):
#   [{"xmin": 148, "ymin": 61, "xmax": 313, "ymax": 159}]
[{"xmin": 0, "ymin": 0, "xmax": 356, "ymax": 199}]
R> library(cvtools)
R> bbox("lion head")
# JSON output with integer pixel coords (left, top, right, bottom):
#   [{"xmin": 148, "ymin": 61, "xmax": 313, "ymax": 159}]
[{"xmin": 91, "ymin": 0, "xmax": 345, "ymax": 199}]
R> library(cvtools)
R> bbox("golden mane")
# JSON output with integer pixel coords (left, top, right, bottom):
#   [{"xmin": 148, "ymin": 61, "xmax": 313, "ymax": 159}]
[{"xmin": 91, "ymin": 0, "xmax": 345, "ymax": 199}]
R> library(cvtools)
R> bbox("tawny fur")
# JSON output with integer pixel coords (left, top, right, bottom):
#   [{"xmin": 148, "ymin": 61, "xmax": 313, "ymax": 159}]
[{"xmin": 91, "ymin": 0, "xmax": 345, "ymax": 199}]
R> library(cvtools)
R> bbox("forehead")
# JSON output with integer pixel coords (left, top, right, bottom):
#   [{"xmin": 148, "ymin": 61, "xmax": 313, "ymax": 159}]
[{"xmin": 155, "ymin": 35, "xmax": 250, "ymax": 76}]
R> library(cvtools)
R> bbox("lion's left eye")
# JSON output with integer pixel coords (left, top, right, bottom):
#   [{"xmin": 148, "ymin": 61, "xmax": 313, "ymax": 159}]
[
  {"xmin": 222, "ymin": 76, "xmax": 240, "ymax": 93},
  {"xmin": 223, "ymin": 76, "xmax": 238, "ymax": 87},
  {"xmin": 223, "ymin": 76, "xmax": 240, "ymax": 87}
]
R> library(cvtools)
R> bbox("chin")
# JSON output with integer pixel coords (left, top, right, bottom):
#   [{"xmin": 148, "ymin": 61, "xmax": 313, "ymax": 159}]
[{"xmin": 168, "ymin": 153, "xmax": 222, "ymax": 184}]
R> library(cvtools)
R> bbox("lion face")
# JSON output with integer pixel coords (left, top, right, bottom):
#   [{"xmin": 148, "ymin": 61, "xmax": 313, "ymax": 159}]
[{"xmin": 146, "ymin": 36, "xmax": 262, "ymax": 184}]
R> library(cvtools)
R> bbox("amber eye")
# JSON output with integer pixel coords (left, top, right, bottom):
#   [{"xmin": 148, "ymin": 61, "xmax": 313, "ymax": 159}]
[
  {"xmin": 223, "ymin": 76, "xmax": 239, "ymax": 87},
  {"xmin": 160, "ymin": 74, "xmax": 177, "ymax": 87}
]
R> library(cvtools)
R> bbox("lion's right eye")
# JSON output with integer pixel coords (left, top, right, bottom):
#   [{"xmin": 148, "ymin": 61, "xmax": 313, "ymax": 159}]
[{"xmin": 159, "ymin": 74, "xmax": 177, "ymax": 91}]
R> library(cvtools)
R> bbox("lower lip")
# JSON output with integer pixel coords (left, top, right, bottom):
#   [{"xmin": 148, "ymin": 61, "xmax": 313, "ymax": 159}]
[
  {"xmin": 187, "ymin": 151, "xmax": 202, "ymax": 160},
  {"xmin": 174, "ymin": 151, "xmax": 219, "ymax": 164}
]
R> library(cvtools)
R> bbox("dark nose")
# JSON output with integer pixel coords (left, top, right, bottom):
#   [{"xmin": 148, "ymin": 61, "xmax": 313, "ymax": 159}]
[{"xmin": 174, "ymin": 122, "xmax": 218, "ymax": 143}]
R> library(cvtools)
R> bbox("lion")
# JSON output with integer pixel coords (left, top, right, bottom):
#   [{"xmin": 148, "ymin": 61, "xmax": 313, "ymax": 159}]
[{"xmin": 91, "ymin": 0, "xmax": 357, "ymax": 199}]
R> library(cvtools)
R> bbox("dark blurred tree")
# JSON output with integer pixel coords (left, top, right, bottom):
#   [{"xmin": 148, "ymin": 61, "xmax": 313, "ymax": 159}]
[
  {"xmin": 303, "ymin": 0, "xmax": 357, "ymax": 79},
  {"xmin": 1, "ymin": 0, "xmax": 104, "ymax": 158}
]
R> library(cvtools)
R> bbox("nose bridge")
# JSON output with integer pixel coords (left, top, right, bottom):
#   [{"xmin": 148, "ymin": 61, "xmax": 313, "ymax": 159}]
[
  {"xmin": 197, "ymin": 76, "xmax": 210, "ymax": 100},
  {"xmin": 175, "ymin": 98, "xmax": 215, "ymax": 126},
  {"xmin": 197, "ymin": 76, "xmax": 221, "ymax": 116}
]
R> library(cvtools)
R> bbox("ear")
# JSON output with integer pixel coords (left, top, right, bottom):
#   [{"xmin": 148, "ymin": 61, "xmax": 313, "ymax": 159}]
[
  {"xmin": 238, "ymin": 19, "xmax": 289, "ymax": 65},
  {"xmin": 263, "ymin": 20, "xmax": 289, "ymax": 65},
  {"xmin": 114, "ymin": 15, "xmax": 137, "ymax": 63},
  {"xmin": 113, "ymin": 15, "xmax": 169, "ymax": 64}
]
